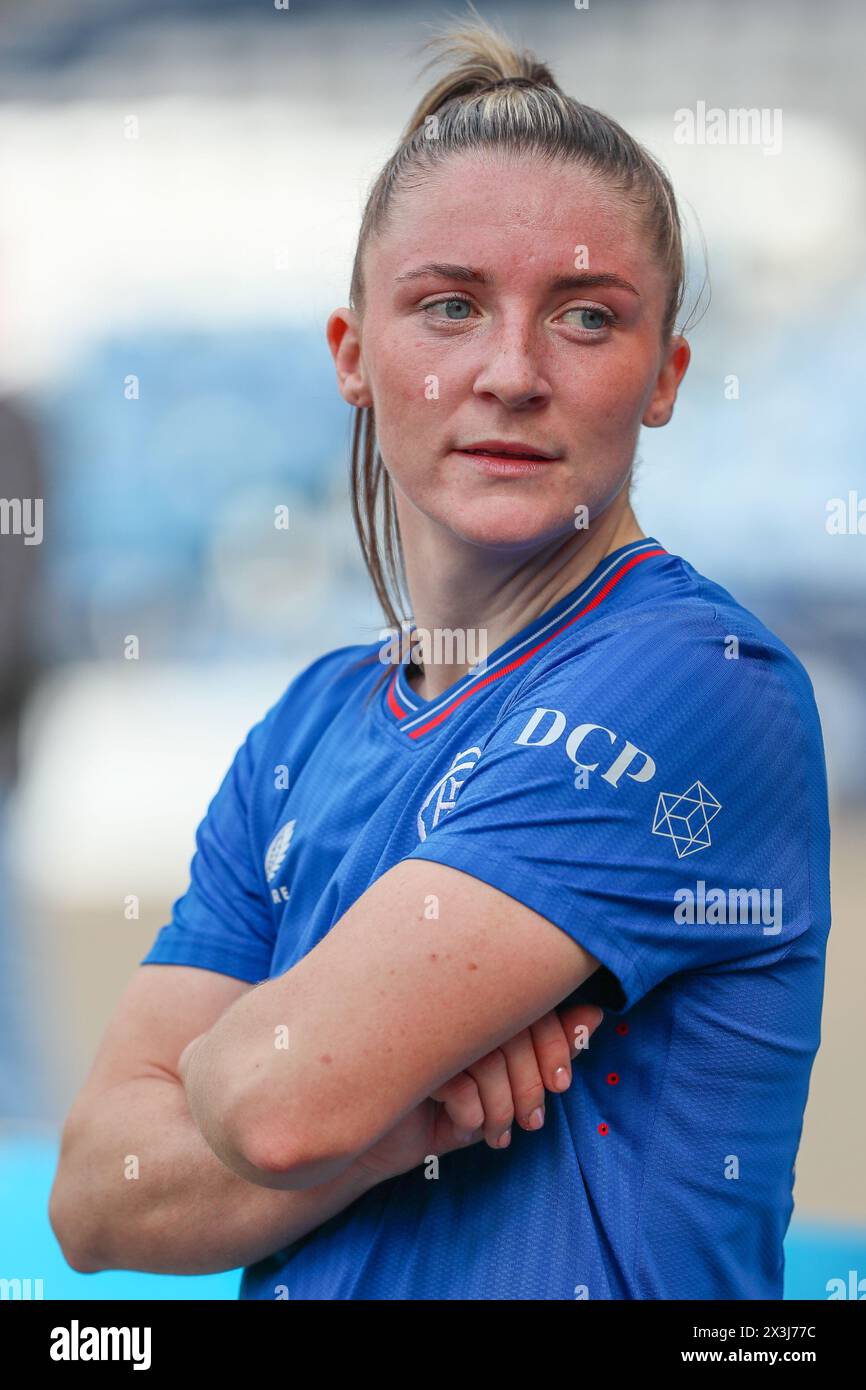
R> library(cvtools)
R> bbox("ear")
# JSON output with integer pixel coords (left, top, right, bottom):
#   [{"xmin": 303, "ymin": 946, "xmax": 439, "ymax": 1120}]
[
  {"xmin": 642, "ymin": 336, "xmax": 691, "ymax": 428},
  {"xmin": 326, "ymin": 307, "xmax": 374, "ymax": 409}
]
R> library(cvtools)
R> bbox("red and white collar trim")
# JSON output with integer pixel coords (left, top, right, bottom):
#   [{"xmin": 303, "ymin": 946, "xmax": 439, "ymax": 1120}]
[{"xmin": 384, "ymin": 540, "xmax": 667, "ymax": 741}]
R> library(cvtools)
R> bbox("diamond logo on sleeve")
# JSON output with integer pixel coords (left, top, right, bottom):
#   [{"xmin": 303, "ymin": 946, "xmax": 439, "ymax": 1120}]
[{"xmin": 652, "ymin": 781, "xmax": 721, "ymax": 858}]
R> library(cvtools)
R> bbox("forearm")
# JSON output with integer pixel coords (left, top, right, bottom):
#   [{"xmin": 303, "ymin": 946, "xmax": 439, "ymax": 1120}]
[{"xmin": 49, "ymin": 1072, "xmax": 379, "ymax": 1276}]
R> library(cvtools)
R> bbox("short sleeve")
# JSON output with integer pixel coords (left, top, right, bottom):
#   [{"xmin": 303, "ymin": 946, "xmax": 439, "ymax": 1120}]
[
  {"xmin": 400, "ymin": 613, "xmax": 816, "ymax": 1012},
  {"xmin": 140, "ymin": 694, "xmax": 285, "ymax": 983}
]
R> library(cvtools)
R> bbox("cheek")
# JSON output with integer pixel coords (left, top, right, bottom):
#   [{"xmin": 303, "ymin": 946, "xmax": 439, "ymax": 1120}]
[
  {"xmin": 567, "ymin": 346, "xmax": 654, "ymax": 437},
  {"xmin": 367, "ymin": 330, "xmax": 430, "ymax": 421}
]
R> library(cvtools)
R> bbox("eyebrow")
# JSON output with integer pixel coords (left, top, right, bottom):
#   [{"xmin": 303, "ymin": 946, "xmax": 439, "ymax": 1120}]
[{"xmin": 394, "ymin": 262, "xmax": 640, "ymax": 297}]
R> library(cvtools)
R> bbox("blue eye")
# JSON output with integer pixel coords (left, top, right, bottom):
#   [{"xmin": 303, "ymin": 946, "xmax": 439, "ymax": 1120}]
[
  {"xmin": 564, "ymin": 307, "xmax": 612, "ymax": 332},
  {"xmin": 424, "ymin": 297, "xmax": 473, "ymax": 320}
]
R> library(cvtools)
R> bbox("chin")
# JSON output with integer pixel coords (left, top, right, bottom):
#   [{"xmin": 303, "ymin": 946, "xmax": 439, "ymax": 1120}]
[{"xmin": 432, "ymin": 507, "xmax": 567, "ymax": 550}]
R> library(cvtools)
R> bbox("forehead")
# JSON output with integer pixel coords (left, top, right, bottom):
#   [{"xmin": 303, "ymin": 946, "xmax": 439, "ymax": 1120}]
[{"xmin": 376, "ymin": 150, "xmax": 654, "ymax": 281}]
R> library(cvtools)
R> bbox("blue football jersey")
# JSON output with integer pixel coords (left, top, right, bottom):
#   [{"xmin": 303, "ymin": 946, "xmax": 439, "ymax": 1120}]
[{"xmin": 141, "ymin": 536, "xmax": 831, "ymax": 1299}]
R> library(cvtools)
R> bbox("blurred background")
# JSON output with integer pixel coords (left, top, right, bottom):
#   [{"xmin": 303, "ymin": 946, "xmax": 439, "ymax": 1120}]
[{"xmin": 0, "ymin": 0, "xmax": 863, "ymax": 1300}]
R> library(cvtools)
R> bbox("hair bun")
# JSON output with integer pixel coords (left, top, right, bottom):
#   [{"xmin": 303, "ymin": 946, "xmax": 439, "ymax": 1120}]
[{"xmin": 400, "ymin": 7, "xmax": 560, "ymax": 142}]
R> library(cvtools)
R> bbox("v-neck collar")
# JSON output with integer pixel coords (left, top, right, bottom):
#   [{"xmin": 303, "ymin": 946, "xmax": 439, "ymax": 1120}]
[{"xmin": 381, "ymin": 537, "xmax": 666, "ymax": 742}]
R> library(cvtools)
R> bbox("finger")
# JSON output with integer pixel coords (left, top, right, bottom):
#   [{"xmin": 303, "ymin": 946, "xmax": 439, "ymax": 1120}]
[
  {"xmin": 529, "ymin": 1010, "xmax": 576, "ymax": 1094},
  {"xmin": 464, "ymin": 1049, "xmax": 515, "ymax": 1149},
  {"xmin": 557, "ymin": 1003, "xmax": 605, "ymax": 1066},
  {"xmin": 497, "ymin": 1028, "xmax": 547, "ymax": 1132},
  {"xmin": 429, "ymin": 1071, "xmax": 485, "ymax": 1139},
  {"xmin": 430, "ymin": 1101, "xmax": 484, "ymax": 1156},
  {"xmin": 432, "ymin": 1030, "xmax": 546, "ymax": 1143}
]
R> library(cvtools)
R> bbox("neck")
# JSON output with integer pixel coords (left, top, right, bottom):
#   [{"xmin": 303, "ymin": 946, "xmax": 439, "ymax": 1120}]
[{"xmin": 396, "ymin": 497, "xmax": 646, "ymax": 704}]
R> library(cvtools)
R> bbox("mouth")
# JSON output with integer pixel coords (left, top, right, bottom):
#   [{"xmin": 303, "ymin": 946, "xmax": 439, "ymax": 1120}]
[
  {"xmin": 453, "ymin": 442, "xmax": 562, "ymax": 475},
  {"xmin": 457, "ymin": 440, "xmax": 561, "ymax": 462}
]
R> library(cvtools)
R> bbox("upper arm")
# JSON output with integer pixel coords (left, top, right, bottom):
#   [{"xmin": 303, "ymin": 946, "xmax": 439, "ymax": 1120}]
[
  {"xmin": 51, "ymin": 964, "xmax": 252, "ymax": 1258},
  {"xmin": 67, "ymin": 965, "xmax": 252, "ymax": 1109}
]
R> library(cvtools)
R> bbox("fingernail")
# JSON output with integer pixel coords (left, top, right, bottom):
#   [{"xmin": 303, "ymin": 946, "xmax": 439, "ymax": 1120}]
[
  {"xmin": 528, "ymin": 1106, "xmax": 545, "ymax": 1130},
  {"xmin": 553, "ymin": 1066, "xmax": 571, "ymax": 1091},
  {"xmin": 457, "ymin": 1131, "xmax": 475, "ymax": 1144},
  {"xmin": 497, "ymin": 1128, "xmax": 511, "ymax": 1148}
]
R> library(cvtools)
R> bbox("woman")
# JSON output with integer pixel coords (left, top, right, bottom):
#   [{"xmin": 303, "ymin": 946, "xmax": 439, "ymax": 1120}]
[{"xmin": 54, "ymin": 14, "xmax": 831, "ymax": 1300}]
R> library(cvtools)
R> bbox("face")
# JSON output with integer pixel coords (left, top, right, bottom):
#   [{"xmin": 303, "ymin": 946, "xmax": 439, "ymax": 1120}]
[{"xmin": 328, "ymin": 151, "xmax": 689, "ymax": 553}]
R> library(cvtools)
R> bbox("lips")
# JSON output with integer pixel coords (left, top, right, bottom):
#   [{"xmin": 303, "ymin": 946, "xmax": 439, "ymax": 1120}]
[{"xmin": 457, "ymin": 440, "xmax": 560, "ymax": 461}]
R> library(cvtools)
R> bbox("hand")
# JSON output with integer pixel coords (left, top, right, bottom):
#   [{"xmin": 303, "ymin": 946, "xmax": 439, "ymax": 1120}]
[{"xmin": 352, "ymin": 1001, "xmax": 604, "ymax": 1184}]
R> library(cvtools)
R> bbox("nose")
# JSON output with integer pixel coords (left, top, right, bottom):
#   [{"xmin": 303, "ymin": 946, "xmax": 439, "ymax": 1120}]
[{"xmin": 471, "ymin": 318, "xmax": 552, "ymax": 410}]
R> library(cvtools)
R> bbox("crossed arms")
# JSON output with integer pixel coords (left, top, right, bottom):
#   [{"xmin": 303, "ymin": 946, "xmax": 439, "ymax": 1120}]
[
  {"xmin": 178, "ymin": 858, "xmax": 601, "ymax": 1189},
  {"xmin": 50, "ymin": 858, "xmax": 601, "ymax": 1273}
]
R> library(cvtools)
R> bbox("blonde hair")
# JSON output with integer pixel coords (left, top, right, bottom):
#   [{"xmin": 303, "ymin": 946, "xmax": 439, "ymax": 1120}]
[{"xmin": 346, "ymin": 5, "xmax": 688, "ymax": 697}]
